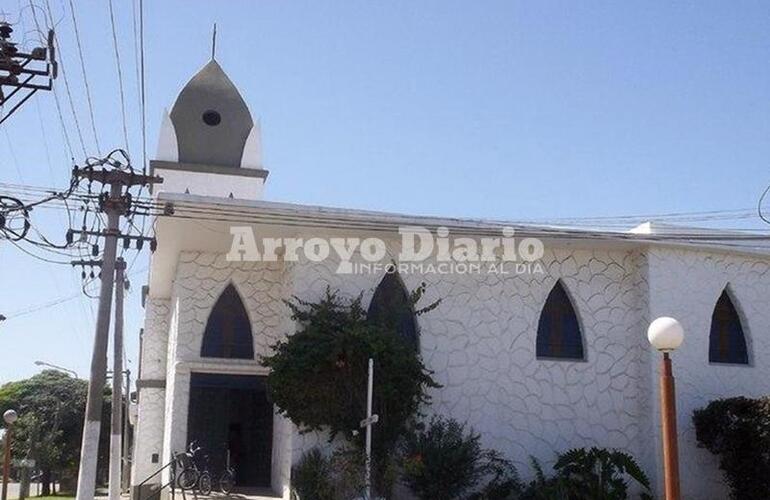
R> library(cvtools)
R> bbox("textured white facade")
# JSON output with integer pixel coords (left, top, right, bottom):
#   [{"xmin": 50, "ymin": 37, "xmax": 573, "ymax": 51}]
[
  {"xmin": 646, "ymin": 247, "xmax": 770, "ymax": 499},
  {"xmin": 131, "ymin": 225, "xmax": 770, "ymax": 499},
  {"xmin": 130, "ymin": 57, "xmax": 770, "ymax": 500}
]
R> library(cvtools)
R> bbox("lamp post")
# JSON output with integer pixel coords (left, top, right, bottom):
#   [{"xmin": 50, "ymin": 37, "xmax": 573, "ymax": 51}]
[
  {"xmin": 34, "ymin": 360, "xmax": 79, "ymax": 378},
  {"xmin": 2, "ymin": 409, "xmax": 18, "ymax": 500},
  {"xmin": 647, "ymin": 317, "xmax": 684, "ymax": 500}
]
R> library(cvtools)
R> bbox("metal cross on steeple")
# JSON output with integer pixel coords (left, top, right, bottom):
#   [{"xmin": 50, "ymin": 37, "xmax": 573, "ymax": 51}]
[{"xmin": 211, "ymin": 23, "xmax": 217, "ymax": 60}]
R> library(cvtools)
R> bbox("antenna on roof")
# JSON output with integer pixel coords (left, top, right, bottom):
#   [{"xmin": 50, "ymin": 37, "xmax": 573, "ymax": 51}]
[{"xmin": 211, "ymin": 22, "xmax": 217, "ymax": 60}]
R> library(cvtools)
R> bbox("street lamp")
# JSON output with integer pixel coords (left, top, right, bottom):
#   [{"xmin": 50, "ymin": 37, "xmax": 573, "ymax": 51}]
[
  {"xmin": 2, "ymin": 409, "xmax": 18, "ymax": 500},
  {"xmin": 648, "ymin": 317, "xmax": 684, "ymax": 500},
  {"xmin": 34, "ymin": 360, "xmax": 79, "ymax": 378}
]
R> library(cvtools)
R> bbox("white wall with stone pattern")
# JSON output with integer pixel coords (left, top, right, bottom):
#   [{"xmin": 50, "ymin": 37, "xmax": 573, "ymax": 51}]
[
  {"xmin": 286, "ymin": 242, "xmax": 655, "ymax": 495},
  {"xmin": 160, "ymin": 253, "xmax": 294, "ymax": 497},
  {"xmin": 647, "ymin": 246, "xmax": 770, "ymax": 500},
  {"xmin": 132, "ymin": 298, "xmax": 170, "ymax": 486},
  {"xmin": 133, "ymin": 235, "xmax": 770, "ymax": 499}
]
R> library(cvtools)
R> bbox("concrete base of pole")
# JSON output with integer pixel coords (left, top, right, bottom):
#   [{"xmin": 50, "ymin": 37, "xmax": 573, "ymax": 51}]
[
  {"xmin": 109, "ymin": 433, "xmax": 122, "ymax": 500},
  {"xmin": 76, "ymin": 420, "xmax": 102, "ymax": 500}
]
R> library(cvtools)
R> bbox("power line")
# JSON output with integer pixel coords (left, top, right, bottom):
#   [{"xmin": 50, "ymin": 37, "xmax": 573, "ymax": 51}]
[
  {"xmin": 4, "ymin": 180, "xmax": 767, "ymax": 241},
  {"xmin": 757, "ymin": 181, "xmax": 770, "ymax": 226},
  {"xmin": 7, "ymin": 237, "xmax": 72, "ymax": 264},
  {"xmin": 128, "ymin": 198, "xmax": 770, "ymax": 246},
  {"xmin": 66, "ymin": 0, "xmax": 100, "ymax": 155},
  {"xmin": 138, "ymin": 0, "xmax": 146, "ymax": 175},
  {"xmin": 107, "ymin": 0, "xmax": 131, "ymax": 156},
  {"xmin": 2, "ymin": 267, "xmax": 146, "ymax": 320},
  {"xmin": 35, "ymin": 98, "xmax": 56, "ymax": 180},
  {"xmin": 27, "ymin": 0, "xmax": 74, "ymax": 160},
  {"xmin": 42, "ymin": 0, "xmax": 88, "ymax": 158},
  {"xmin": 3, "ymin": 127, "xmax": 25, "ymax": 183}
]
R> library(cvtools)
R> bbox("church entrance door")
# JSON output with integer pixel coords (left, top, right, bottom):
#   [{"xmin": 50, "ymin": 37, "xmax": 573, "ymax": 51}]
[{"xmin": 187, "ymin": 373, "xmax": 273, "ymax": 488}]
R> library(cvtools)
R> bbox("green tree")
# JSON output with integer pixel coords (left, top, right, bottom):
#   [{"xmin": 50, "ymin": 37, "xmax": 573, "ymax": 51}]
[
  {"xmin": 0, "ymin": 370, "xmax": 112, "ymax": 495},
  {"xmin": 262, "ymin": 286, "xmax": 440, "ymax": 496},
  {"xmin": 693, "ymin": 396, "xmax": 770, "ymax": 499}
]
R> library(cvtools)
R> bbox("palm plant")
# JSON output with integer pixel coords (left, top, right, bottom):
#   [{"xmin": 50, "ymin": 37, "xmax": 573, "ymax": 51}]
[{"xmin": 552, "ymin": 447, "xmax": 652, "ymax": 500}]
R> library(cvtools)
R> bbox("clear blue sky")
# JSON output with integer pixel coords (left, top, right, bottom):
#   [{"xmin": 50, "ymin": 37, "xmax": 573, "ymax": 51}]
[{"xmin": 1, "ymin": 0, "xmax": 769, "ymax": 384}]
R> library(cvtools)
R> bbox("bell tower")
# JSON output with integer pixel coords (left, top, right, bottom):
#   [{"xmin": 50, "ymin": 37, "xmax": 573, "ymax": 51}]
[{"xmin": 151, "ymin": 58, "xmax": 268, "ymax": 199}]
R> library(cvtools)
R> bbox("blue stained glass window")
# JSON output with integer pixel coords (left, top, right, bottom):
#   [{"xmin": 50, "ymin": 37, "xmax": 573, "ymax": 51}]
[
  {"xmin": 536, "ymin": 281, "xmax": 584, "ymax": 360},
  {"xmin": 201, "ymin": 284, "xmax": 254, "ymax": 359},
  {"xmin": 709, "ymin": 290, "xmax": 748, "ymax": 365},
  {"xmin": 367, "ymin": 272, "xmax": 419, "ymax": 350}
]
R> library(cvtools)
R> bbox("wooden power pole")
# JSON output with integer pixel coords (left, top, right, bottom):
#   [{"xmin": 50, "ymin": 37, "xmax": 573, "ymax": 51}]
[
  {"xmin": 109, "ymin": 258, "xmax": 125, "ymax": 500},
  {"xmin": 72, "ymin": 167, "xmax": 161, "ymax": 500}
]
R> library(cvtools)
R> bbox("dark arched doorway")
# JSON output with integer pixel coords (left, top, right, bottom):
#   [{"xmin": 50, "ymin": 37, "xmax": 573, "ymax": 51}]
[{"xmin": 188, "ymin": 285, "xmax": 272, "ymax": 489}]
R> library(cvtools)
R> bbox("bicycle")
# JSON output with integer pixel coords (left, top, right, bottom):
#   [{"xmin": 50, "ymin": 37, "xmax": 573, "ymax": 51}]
[
  {"xmin": 175, "ymin": 441, "xmax": 213, "ymax": 495},
  {"xmin": 219, "ymin": 450, "xmax": 236, "ymax": 495}
]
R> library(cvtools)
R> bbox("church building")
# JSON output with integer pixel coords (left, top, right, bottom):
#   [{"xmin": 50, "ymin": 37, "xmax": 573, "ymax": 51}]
[{"xmin": 130, "ymin": 56, "xmax": 770, "ymax": 500}]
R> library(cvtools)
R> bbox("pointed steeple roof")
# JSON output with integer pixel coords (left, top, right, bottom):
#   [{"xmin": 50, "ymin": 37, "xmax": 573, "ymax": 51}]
[{"xmin": 169, "ymin": 59, "xmax": 254, "ymax": 168}]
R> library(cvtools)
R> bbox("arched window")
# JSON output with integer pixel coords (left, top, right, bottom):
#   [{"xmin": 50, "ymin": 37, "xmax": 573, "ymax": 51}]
[
  {"xmin": 536, "ymin": 281, "xmax": 584, "ymax": 360},
  {"xmin": 201, "ymin": 284, "xmax": 254, "ymax": 359},
  {"xmin": 367, "ymin": 272, "xmax": 418, "ymax": 349},
  {"xmin": 709, "ymin": 289, "xmax": 748, "ymax": 364}
]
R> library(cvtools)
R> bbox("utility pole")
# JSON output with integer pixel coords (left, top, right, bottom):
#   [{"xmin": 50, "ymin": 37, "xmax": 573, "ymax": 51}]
[
  {"xmin": 109, "ymin": 258, "xmax": 125, "ymax": 500},
  {"xmin": 122, "ymin": 368, "xmax": 131, "ymax": 493},
  {"xmin": 71, "ymin": 166, "xmax": 161, "ymax": 500},
  {"xmin": 0, "ymin": 22, "xmax": 57, "ymax": 124}
]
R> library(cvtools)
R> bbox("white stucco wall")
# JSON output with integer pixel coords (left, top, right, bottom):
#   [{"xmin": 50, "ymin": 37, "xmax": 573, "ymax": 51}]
[
  {"xmin": 153, "ymin": 167, "xmax": 265, "ymax": 200},
  {"xmin": 286, "ymin": 242, "xmax": 655, "ymax": 491},
  {"xmin": 132, "ymin": 298, "xmax": 170, "ymax": 486},
  {"xmin": 646, "ymin": 247, "xmax": 770, "ymax": 500},
  {"xmin": 133, "ymin": 235, "xmax": 770, "ymax": 499},
  {"xmin": 158, "ymin": 253, "xmax": 294, "ymax": 497}
]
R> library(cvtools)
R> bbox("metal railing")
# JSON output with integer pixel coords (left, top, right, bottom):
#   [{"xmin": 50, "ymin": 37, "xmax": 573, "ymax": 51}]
[{"xmin": 136, "ymin": 455, "xmax": 185, "ymax": 500}]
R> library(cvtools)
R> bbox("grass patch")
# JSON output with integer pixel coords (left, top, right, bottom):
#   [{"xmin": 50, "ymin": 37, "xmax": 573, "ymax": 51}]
[{"xmin": 14, "ymin": 496, "xmax": 75, "ymax": 500}]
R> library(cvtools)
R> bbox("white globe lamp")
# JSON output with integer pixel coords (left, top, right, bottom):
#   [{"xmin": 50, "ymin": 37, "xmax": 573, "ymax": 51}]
[
  {"xmin": 648, "ymin": 316, "xmax": 683, "ymax": 499},
  {"xmin": 648, "ymin": 316, "xmax": 684, "ymax": 352},
  {"xmin": 2, "ymin": 408, "xmax": 18, "ymax": 500},
  {"xmin": 2, "ymin": 410, "xmax": 16, "ymax": 425}
]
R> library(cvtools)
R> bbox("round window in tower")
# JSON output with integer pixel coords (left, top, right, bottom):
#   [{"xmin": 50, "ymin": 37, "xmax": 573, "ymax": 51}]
[{"xmin": 202, "ymin": 110, "xmax": 221, "ymax": 126}]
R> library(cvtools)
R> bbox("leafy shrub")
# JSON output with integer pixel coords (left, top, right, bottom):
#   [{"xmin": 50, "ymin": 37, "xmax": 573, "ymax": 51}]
[
  {"xmin": 400, "ymin": 416, "xmax": 522, "ymax": 500},
  {"xmin": 520, "ymin": 457, "xmax": 570, "ymax": 500},
  {"xmin": 466, "ymin": 458, "xmax": 524, "ymax": 500},
  {"xmin": 521, "ymin": 449, "xmax": 651, "ymax": 500},
  {"xmin": 693, "ymin": 396, "xmax": 770, "ymax": 499},
  {"xmin": 328, "ymin": 448, "xmax": 367, "ymax": 499},
  {"xmin": 552, "ymin": 447, "xmax": 651, "ymax": 500},
  {"xmin": 263, "ymin": 287, "xmax": 440, "ymax": 496},
  {"xmin": 290, "ymin": 448, "xmax": 334, "ymax": 500},
  {"xmin": 290, "ymin": 447, "xmax": 368, "ymax": 500}
]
